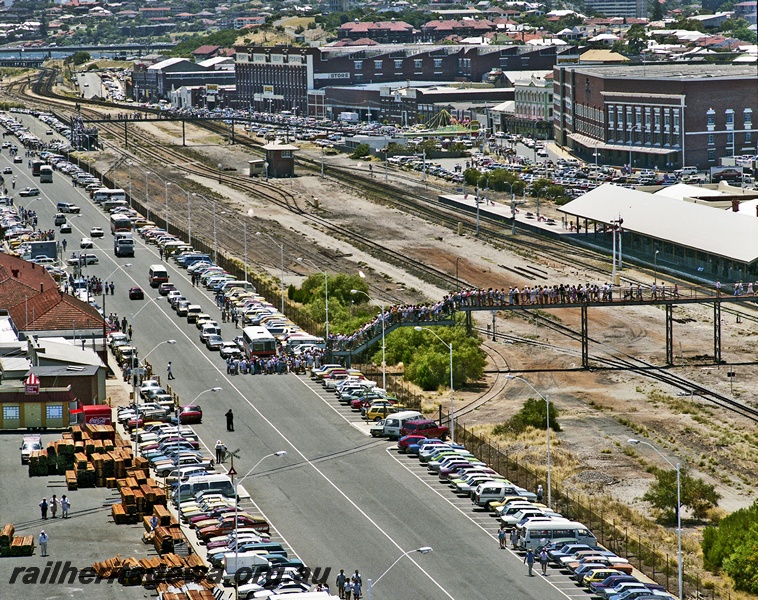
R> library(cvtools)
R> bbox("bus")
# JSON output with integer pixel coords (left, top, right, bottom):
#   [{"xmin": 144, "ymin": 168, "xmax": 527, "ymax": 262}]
[
  {"xmin": 110, "ymin": 214, "xmax": 132, "ymax": 234},
  {"xmin": 93, "ymin": 188, "xmax": 127, "ymax": 205},
  {"xmin": 39, "ymin": 165, "xmax": 53, "ymax": 183},
  {"xmin": 242, "ymin": 326, "xmax": 278, "ymax": 359},
  {"xmin": 32, "ymin": 160, "xmax": 45, "ymax": 176},
  {"xmin": 516, "ymin": 520, "xmax": 596, "ymax": 551}
]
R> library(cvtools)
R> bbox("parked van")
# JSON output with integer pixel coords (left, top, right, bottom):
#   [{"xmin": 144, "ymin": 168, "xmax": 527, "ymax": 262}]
[
  {"xmin": 218, "ymin": 280, "xmax": 256, "ymax": 294},
  {"xmin": 382, "ymin": 411, "xmax": 423, "ymax": 439},
  {"xmin": 517, "ymin": 520, "xmax": 596, "ymax": 551},
  {"xmin": 286, "ymin": 335, "xmax": 326, "ymax": 351},
  {"xmin": 471, "ymin": 481, "xmax": 538, "ymax": 508},
  {"xmin": 172, "ymin": 474, "xmax": 235, "ymax": 504},
  {"xmin": 148, "ymin": 264, "xmax": 169, "ymax": 287}
]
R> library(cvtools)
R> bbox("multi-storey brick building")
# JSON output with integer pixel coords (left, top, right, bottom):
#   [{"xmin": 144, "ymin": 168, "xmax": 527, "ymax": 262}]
[
  {"xmin": 235, "ymin": 44, "xmax": 573, "ymax": 117},
  {"xmin": 337, "ymin": 20, "xmax": 417, "ymax": 43},
  {"xmin": 553, "ymin": 64, "xmax": 758, "ymax": 170}
]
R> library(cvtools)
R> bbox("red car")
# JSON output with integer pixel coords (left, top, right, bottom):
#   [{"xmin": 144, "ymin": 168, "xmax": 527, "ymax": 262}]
[
  {"xmin": 158, "ymin": 282, "xmax": 177, "ymax": 296},
  {"xmin": 128, "ymin": 286, "xmax": 144, "ymax": 300},
  {"xmin": 397, "ymin": 435, "xmax": 426, "ymax": 453},
  {"xmin": 177, "ymin": 404, "xmax": 203, "ymax": 424}
]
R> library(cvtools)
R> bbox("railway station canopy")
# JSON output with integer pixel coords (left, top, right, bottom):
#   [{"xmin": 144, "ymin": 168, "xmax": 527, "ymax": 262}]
[{"xmin": 559, "ymin": 183, "xmax": 758, "ymax": 269}]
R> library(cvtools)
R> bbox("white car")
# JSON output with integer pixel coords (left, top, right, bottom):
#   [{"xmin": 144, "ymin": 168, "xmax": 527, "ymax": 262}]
[
  {"xmin": 66, "ymin": 253, "xmax": 99, "ymax": 265},
  {"xmin": 80, "ymin": 237, "xmax": 94, "ymax": 249},
  {"xmin": 90, "ymin": 227, "xmax": 104, "ymax": 238}
]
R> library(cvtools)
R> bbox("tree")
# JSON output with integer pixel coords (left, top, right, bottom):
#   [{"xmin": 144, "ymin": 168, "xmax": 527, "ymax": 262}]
[
  {"xmin": 463, "ymin": 167, "xmax": 481, "ymax": 186},
  {"xmin": 493, "ymin": 398, "xmax": 561, "ymax": 435},
  {"xmin": 350, "ymin": 143, "xmax": 371, "ymax": 159},
  {"xmin": 650, "ymin": 0, "xmax": 664, "ymax": 21},
  {"xmin": 641, "ymin": 467, "xmax": 721, "ymax": 524},
  {"xmin": 624, "ymin": 23, "xmax": 648, "ymax": 54},
  {"xmin": 702, "ymin": 502, "xmax": 758, "ymax": 592},
  {"xmin": 66, "ymin": 51, "xmax": 91, "ymax": 66}
]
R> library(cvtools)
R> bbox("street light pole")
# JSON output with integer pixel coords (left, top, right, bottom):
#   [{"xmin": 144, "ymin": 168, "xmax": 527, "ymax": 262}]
[
  {"xmin": 233, "ymin": 451, "xmax": 288, "ymax": 600},
  {"xmin": 133, "ymin": 338, "xmax": 175, "ymax": 456},
  {"xmin": 164, "ymin": 181, "xmax": 169, "ymax": 232},
  {"xmin": 217, "ymin": 162, "xmax": 222, "ymax": 184},
  {"xmin": 654, "ymin": 249, "xmax": 660, "ymax": 285},
  {"xmin": 366, "ymin": 547, "xmax": 433, "ymax": 600},
  {"xmin": 628, "ymin": 439, "xmax": 682, "ymax": 600},
  {"xmin": 144, "ymin": 171, "xmax": 150, "ymax": 222},
  {"xmin": 506, "ymin": 375, "xmax": 551, "ymax": 508},
  {"xmin": 353, "ymin": 285, "xmax": 386, "ymax": 390},
  {"xmin": 256, "ymin": 231, "xmax": 285, "ymax": 314},
  {"xmin": 415, "ymin": 327, "xmax": 454, "ymax": 443}
]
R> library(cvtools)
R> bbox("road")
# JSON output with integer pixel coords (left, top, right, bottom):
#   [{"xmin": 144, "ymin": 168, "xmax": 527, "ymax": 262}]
[{"xmin": 2, "ymin": 115, "xmax": 591, "ymax": 600}]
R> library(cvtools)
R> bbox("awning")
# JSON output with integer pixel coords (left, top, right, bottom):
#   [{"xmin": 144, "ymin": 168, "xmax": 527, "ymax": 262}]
[{"xmin": 567, "ymin": 132, "xmax": 679, "ymax": 155}]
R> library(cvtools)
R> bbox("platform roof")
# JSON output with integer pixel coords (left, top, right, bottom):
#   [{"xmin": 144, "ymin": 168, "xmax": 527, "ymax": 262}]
[{"xmin": 558, "ymin": 183, "xmax": 758, "ymax": 264}]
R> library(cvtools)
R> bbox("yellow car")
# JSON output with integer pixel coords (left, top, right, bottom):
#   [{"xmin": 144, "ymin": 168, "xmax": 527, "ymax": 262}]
[{"xmin": 365, "ymin": 402, "xmax": 406, "ymax": 422}]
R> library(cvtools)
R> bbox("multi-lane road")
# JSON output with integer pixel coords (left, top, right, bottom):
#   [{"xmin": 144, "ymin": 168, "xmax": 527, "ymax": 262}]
[{"xmin": 2, "ymin": 113, "xmax": 593, "ymax": 600}]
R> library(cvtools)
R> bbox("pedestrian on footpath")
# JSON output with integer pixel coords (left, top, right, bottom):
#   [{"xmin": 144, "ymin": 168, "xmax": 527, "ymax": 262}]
[
  {"xmin": 39, "ymin": 530, "xmax": 48, "ymax": 557},
  {"xmin": 167, "ymin": 361, "xmax": 174, "ymax": 380},
  {"xmin": 215, "ymin": 440, "xmax": 226, "ymax": 464},
  {"xmin": 540, "ymin": 547, "xmax": 549, "ymax": 575},
  {"xmin": 335, "ymin": 569, "xmax": 346, "ymax": 599},
  {"xmin": 39, "ymin": 498, "xmax": 48, "ymax": 520},
  {"xmin": 524, "ymin": 549, "xmax": 535, "ymax": 576},
  {"xmin": 60, "ymin": 495, "xmax": 70, "ymax": 519},
  {"xmin": 498, "ymin": 525, "xmax": 506, "ymax": 549},
  {"xmin": 226, "ymin": 409, "xmax": 234, "ymax": 432},
  {"xmin": 50, "ymin": 495, "xmax": 58, "ymax": 519}
]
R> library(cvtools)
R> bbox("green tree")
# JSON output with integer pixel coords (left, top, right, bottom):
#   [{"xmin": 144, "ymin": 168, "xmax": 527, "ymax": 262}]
[
  {"xmin": 66, "ymin": 51, "xmax": 91, "ymax": 66},
  {"xmin": 624, "ymin": 23, "xmax": 649, "ymax": 54},
  {"xmin": 650, "ymin": 0, "xmax": 664, "ymax": 21},
  {"xmin": 702, "ymin": 501, "xmax": 758, "ymax": 591},
  {"xmin": 722, "ymin": 529, "xmax": 758, "ymax": 594},
  {"xmin": 350, "ymin": 143, "xmax": 371, "ymax": 159},
  {"xmin": 463, "ymin": 167, "xmax": 481, "ymax": 186},
  {"xmin": 478, "ymin": 169, "xmax": 525, "ymax": 194},
  {"xmin": 493, "ymin": 398, "xmax": 561, "ymax": 435},
  {"xmin": 642, "ymin": 467, "xmax": 721, "ymax": 523}
]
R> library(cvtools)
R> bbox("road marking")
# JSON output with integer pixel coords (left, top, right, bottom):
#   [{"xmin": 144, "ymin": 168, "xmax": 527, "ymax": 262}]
[
  {"xmin": 293, "ymin": 376, "xmax": 371, "ymax": 435},
  {"xmin": 385, "ymin": 447, "xmax": 577, "ymax": 599},
  {"xmin": 105, "ymin": 281, "xmax": 456, "ymax": 600}
]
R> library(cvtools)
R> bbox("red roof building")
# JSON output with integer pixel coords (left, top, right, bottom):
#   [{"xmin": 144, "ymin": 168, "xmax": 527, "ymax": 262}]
[{"xmin": 338, "ymin": 20, "xmax": 417, "ymax": 43}]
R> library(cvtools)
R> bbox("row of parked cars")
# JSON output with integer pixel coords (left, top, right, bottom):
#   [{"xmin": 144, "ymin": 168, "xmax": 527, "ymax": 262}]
[{"xmin": 393, "ymin": 434, "xmax": 674, "ymax": 599}]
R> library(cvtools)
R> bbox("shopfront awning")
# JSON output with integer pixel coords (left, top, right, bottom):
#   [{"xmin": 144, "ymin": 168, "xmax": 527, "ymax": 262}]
[{"xmin": 567, "ymin": 132, "xmax": 680, "ymax": 155}]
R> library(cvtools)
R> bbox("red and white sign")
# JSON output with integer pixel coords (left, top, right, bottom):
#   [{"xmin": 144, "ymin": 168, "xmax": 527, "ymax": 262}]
[{"xmin": 24, "ymin": 373, "xmax": 40, "ymax": 395}]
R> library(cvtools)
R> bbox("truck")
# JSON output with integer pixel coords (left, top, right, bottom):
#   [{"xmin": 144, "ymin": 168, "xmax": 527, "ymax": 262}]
[
  {"xmin": 222, "ymin": 551, "xmax": 271, "ymax": 585},
  {"xmin": 338, "ymin": 111, "xmax": 359, "ymax": 123},
  {"xmin": 114, "ymin": 232, "xmax": 135, "ymax": 257},
  {"xmin": 20, "ymin": 435, "xmax": 42, "ymax": 464}
]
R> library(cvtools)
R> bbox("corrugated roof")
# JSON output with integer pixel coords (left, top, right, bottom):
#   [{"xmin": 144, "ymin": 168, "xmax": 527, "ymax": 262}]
[{"xmin": 558, "ymin": 183, "xmax": 758, "ymax": 264}]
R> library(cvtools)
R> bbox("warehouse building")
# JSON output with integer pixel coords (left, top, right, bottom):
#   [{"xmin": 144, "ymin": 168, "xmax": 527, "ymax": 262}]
[{"xmin": 552, "ymin": 64, "xmax": 758, "ymax": 171}]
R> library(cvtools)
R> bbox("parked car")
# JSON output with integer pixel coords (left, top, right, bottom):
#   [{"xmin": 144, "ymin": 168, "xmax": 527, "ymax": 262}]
[{"xmin": 176, "ymin": 405, "xmax": 203, "ymax": 424}]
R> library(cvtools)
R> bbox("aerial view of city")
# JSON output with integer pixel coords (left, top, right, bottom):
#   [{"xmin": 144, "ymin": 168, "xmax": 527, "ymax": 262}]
[{"xmin": 0, "ymin": 0, "xmax": 755, "ymax": 599}]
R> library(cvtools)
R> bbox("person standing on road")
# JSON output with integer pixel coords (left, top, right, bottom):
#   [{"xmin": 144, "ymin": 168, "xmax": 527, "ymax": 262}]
[
  {"xmin": 60, "ymin": 495, "xmax": 70, "ymax": 519},
  {"xmin": 524, "ymin": 549, "xmax": 535, "ymax": 576},
  {"xmin": 539, "ymin": 547, "xmax": 549, "ymax": 575},
  {"xmin": 335, "ymin": 569, "xmax": 346, "ymax": 599},
  {"xmin": 167, "ymin": 361, "xmax": 175, "ymax": 380},
  {"xmin": 343, "ymin": 578, "xmax": 352, "ymax": 600},
  {"xmin": 352, "ymin": 577, "xmax": 362, "ymax": 599},
  {"xmin": 510, "ymin": 527, "xmax": 518, "ymax": 549},
  {"xmin": 536, "ymin": 484, "xmax": 543, "ymax": 503},
  {"xmin": 215, "ymin": 440, "xmax": 226, "ymax": 464},
  {"xmin": 226, "ymin": 409, "xmax": 234, "ymax": 431},
  {"xmin": 49, "ymin": 495, "xmax": 58, "ymax": 519},
  {"xmin": 498, "ymin": 525, "xmax": 506, "ymax": 549},
  {"xmin": 39, "ymin": 530, "xmax": 49, "ymax": 557},
  {"xmin": 39, "ymin": 498, "xmax": 48, "ymax": 520}
]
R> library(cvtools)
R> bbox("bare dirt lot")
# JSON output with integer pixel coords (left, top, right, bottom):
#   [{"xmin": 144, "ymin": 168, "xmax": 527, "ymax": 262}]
[{"xmin": 90, "ymin": 116, "xmax": 758, "ymax": 597}]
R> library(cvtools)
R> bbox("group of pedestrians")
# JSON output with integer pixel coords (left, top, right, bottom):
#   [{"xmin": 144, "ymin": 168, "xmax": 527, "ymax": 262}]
[
  {"xmin": 36, "ymin": 494, "xmax": 72, "ymax": 558},
  {"xmin": 335, "ymin": 569, "xmax": 363, "ymax": 599}
]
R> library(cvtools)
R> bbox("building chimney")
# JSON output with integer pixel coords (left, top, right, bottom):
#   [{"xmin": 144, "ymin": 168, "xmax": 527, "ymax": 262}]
[
  {"xmin": 11, "ymin": 269, "xmax": 18, "ymax": 278},
  {"xmin": 40, "ymin": 283, "xmax": 44, "ymax": 293},
  {"xmin": 732, "ymin": 199, "xmax": 740, "ymax": 212}
]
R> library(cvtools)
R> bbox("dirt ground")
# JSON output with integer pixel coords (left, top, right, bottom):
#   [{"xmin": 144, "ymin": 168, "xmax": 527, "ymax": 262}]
[{"xmin": 88, "ymin": 115, "xmax": 758, "ymax": 592}]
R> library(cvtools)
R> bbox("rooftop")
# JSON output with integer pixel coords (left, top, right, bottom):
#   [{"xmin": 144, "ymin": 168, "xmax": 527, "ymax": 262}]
[{"xmin": 562, "ymin": 63, "xmax": 758, "ymax": 80}]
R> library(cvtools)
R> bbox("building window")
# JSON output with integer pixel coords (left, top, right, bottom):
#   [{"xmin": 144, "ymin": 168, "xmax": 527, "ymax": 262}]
[
  {"xmin": 3, "ymin": 405, "xmax": 19, "ymax": 420},
  {"xmin": 433, "ymin": 58, "xmax": 443, "ymax": 68},
  {"xmin": 374, "ymin": 60, "xmax": 382, "ymax": 70},
  {"xmin": 725, "ymin": 109, "xmax": 734, "ymax": 127},
  {"xmin": 46, "ymin": 405, "xmax": 63, "ymax": 420},
  {"xmin": 747, "ymin": 132, "xmax": 752, "ymax": 143},
  {"xmin": 354, "ymin": 61, "xmax": 363, "ymax": 70},
  {"xmin": 727, "ymin": 132, "xmax": 734, "ymax": 146},
  {"xmin": 673, "ymin": 110, "xmax": 680, "ymax": 132},
  {"xmin": 281, "ymin": 150, "xmax": 292, "ymax": 158},
  {"xmin": 414, "ymin": 59, "xmax": 423, "ymax": 69},
  {"xmin": 707, "ymin": 148, "xmax": 716, "ymax": 161},
  {"xmin": 654, "ymin": 109, "xmax": 660, "ymax": 132},
  {"xmin": 394, "ymin": 60, "xmax": 403, "ymax": 70},
  {"xmin": 706, "ymin": 108, "xmax": 715, "ymax": 129},
  {"xmin": 708, "ymin": 133, "xmax": 715, "ymax": 145}
]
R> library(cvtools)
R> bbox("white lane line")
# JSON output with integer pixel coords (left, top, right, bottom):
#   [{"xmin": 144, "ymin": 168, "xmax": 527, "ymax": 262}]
[
  {"xmin": 293, "ymin": 376, "xmax": 370, "ymax": 435},
  {"xmin": 384, "ymin": 447, "xmax": 575, "ymax": 599},
  {"xmin": 109, "ymin": 287, "xmax": 456, "ymax": 600}
]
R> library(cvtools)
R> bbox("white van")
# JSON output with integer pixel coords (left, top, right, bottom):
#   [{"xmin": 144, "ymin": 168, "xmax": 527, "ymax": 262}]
[
  {"xmin": 471, "ymin": 481, "xmax": 538, "ymax": 507},
  {"xmin": 517, "ymin": 520, "xmax": 596, "ymax": 551},
  {"xmin": 382, "ymin": 411, "xmax": 423, "ymax": 439},
  {"xmin": 218, "ymin": 280, "xmax": 256, "ymax": 294},
  {"xmin": 172, "ymin": 474, "xmax": 235, "ymax": 504}
]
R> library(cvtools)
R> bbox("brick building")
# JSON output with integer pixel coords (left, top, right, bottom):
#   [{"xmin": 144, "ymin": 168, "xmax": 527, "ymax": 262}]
[
  {"xmin": 338, "ymin": 20, "xmax": 417, "ymax": 43},
  {"xmin": 553, "ymin": 64, "xmax": 758, "ymax": 170},
  {"xmin": 131, "ymin": 57, "xmax": 236, "ymax": 102},
  {"xmin": 235, "ymin": 44, "xmax": 572, "ymax": 117}
]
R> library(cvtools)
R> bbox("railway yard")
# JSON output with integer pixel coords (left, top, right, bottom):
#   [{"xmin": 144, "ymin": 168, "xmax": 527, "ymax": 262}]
[{"xmin": 4, "ymin": 66, "xmax": 758, "ymax": 598}]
